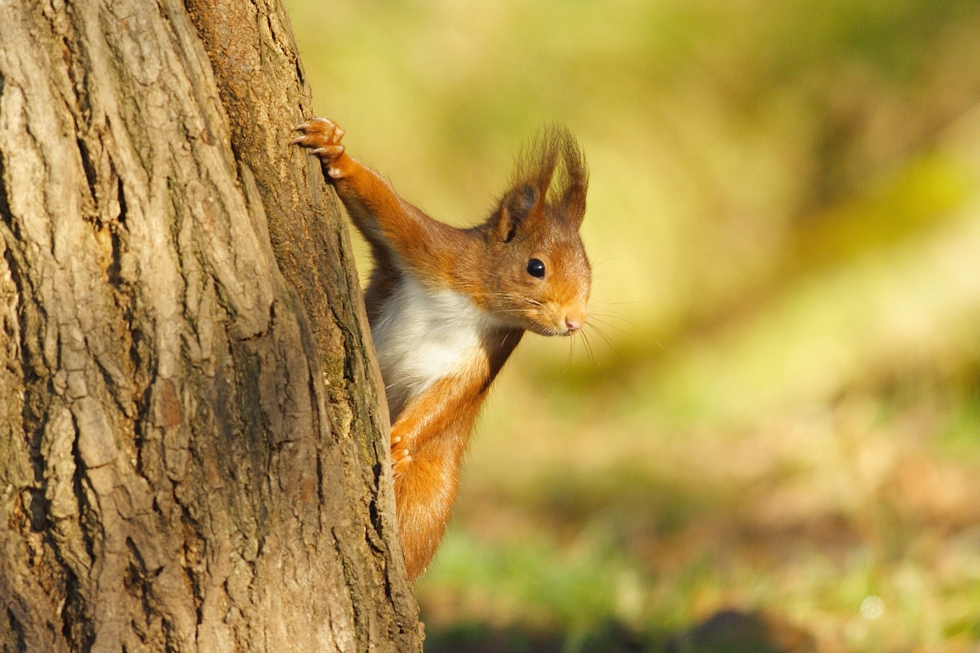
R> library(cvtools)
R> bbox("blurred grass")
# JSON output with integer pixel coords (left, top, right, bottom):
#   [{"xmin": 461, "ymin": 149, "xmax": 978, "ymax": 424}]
[{"xmin": 285, "ymin": 1, "xmax": 980, "ymax": 651}]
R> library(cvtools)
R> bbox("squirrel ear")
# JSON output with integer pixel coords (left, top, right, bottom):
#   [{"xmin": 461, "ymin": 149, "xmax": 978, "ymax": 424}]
[
  {"xmin": 496, "ymin": 183, "xmax": 541, "ymax": 242},
  {"xmin": 558, "ymin": 180, "xmax": 587, "ymax": 230}
]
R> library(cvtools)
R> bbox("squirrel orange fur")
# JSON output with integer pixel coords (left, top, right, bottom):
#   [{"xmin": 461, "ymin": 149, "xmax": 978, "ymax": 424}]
[{"xmin": 293, "ymin": 118, "xmax": 590, "ymax": 580}]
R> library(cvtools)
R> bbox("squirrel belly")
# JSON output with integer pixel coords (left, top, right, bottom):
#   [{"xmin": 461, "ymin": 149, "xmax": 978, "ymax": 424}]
[
  {"xmin": 293, "ymin": 117, "xmax": 590, "ymax": 581},
  {"xmin": 372, "ymin": 273, "xmax": 506, "ymax": 420}
]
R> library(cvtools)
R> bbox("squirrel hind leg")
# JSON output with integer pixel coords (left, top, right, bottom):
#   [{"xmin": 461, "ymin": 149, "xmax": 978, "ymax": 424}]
[{"xmin": 393, "ymin": 451, "xmax": 459, "ymax": 581}]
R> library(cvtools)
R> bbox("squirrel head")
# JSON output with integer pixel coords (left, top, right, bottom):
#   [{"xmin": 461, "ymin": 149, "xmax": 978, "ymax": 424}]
[{"xmin": 476, "ymin": 126, "xmax": 590, "ymax": 336}]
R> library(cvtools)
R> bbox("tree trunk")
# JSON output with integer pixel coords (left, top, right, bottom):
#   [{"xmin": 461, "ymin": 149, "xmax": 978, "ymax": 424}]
[{"xmin": 0, "ymin": 0, "xmax": 421, "ymax": 651}]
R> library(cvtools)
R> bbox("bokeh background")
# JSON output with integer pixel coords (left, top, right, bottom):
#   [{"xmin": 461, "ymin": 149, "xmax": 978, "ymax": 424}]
[{"xmin": 285, "ymin": 1, "xmax": 980, "ymax": 651}]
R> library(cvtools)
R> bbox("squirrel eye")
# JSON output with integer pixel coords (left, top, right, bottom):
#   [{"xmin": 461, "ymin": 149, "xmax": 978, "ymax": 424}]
[{"xmin": 526, "ymin": 258, "xmax": 546, "ymax": 278}]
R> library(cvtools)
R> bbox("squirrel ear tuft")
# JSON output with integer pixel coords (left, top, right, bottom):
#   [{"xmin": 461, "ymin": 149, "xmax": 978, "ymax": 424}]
[
  {"xmin": 513, "ymin": 125, "xmax": 588, "ymax": 231},
  {"xmin": 554, "ymin": 132, "xmax": 589, "ymax": 230},
  {"xmin": 497, "ymin": 183, "xmax": 540, "ymax": 242},
  {"xmin": 494, "ymin": 126, "xmax": 588, "ymax": 239}
]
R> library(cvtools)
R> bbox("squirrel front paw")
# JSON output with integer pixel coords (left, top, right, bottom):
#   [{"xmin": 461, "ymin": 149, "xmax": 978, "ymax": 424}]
[
  {"xmin": 390, "ymin": 435, "xmax": 413, "ymax": 479},
  {"xmin": 292, "ymin": 118, "xmax": 348, "ymax": 179}
]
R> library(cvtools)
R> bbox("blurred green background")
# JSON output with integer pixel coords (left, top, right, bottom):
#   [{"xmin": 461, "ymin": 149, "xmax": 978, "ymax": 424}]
[{"xmin": 285, "ymin": 1, "xmax": 980, "ymax": 651}]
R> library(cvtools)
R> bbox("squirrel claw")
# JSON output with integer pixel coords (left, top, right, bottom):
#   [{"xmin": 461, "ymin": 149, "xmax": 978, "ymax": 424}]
[
  {"xmin": 292, "ymin": 118, "xmax": 346, "ymax": 174},
  {"xmin": 390, "ymin": 434, "xmax": 412, "ymax": 478},
  {"xmin": 392, "ymin": 454, "xmax": 412, "ymax": 479},
  {"xmin": 312, "ymin": 145, "xmax": 344, "ymax": 158},
  {"xmin": 391, "ymin": 447, "xmax": 410, "ymax": 462},
  {"xmin": 293, "ymin": 117, "xmax": 343, "ymax": 139}
]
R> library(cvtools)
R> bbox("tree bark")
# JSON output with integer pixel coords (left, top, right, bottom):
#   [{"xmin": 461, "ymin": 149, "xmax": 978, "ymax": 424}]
[{"xmin": 0, "ymin": 0, "xmax": 421, "ymax": 651}]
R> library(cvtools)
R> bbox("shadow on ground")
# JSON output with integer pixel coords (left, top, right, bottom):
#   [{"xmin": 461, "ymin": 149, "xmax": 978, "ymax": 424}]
[{"xmin": 423, "ymin": 610, "xmax": 818, "ymax": 653}]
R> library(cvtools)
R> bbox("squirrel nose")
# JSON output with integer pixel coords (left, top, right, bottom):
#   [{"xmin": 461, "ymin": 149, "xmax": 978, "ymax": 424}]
[{"xmin": 564, "ymin": 310, "xmax": 586, "ymax": 333}]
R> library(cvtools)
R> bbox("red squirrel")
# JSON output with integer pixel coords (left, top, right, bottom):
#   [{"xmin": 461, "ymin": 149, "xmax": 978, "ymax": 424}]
[{"xmin": 293, "ymin": 118, "xmax": 590, "ymax": 580}]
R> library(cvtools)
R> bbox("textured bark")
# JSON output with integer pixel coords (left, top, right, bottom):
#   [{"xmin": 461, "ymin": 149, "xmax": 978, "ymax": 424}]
[{"xmin": 0, "ymin": 0, "xmax": 420, "ymax": 651}]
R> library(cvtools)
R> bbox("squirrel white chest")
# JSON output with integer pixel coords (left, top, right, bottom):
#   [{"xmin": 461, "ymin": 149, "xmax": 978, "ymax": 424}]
[{"xmin": 371, "ymin": 274, "xmax": 496, "ymax": 418}]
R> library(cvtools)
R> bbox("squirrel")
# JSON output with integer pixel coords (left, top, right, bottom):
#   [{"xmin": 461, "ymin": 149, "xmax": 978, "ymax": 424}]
[{"xmin": 293, "ymin": 118, "xmax": 590, "ymax": 580}]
